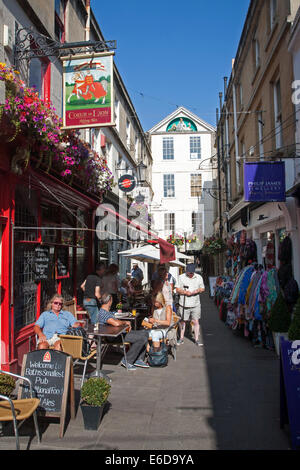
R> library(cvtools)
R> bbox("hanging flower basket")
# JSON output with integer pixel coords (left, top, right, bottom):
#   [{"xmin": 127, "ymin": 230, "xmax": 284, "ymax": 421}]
[
  {"xmin": 166, "ymin": 234, "xmax": 185, "ymax": 247},
  {"xmin": 202, "ymin": 236, "xmax": 227, "ymax": 255},
  {"xmin": 0, "ymin": 62, "xmax": 115, "ymax": 195}
]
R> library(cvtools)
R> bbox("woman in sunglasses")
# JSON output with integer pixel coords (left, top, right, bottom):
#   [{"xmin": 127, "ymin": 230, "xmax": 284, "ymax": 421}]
[{"xmin": 34, "ymin": 294, "xmax": 81, "ymax": 351}]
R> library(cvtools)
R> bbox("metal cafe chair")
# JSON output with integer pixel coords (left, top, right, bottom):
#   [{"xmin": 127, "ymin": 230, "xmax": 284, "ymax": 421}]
[
  {"xmin": 0, "ymin": 370, "xmax": 41, "ymax": 450},
  {"xmin": 59, "ymin": 335, "xmax": 97, "ymax": 386}
]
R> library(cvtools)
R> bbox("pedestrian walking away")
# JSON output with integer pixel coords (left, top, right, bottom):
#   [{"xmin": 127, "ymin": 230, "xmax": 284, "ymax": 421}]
[
  {"xmin": 81, "ymin": 262, "xmax": 106, "ymax": 324},
  {"xmin": 175, "ymin": 263, "xmax": 205, "ymax": 346}
]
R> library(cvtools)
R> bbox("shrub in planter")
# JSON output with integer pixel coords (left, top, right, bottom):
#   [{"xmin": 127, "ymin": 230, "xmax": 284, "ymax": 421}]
[
  {"xmin": 0, "ymin": 373, "xmax": 16, "ymax": 397},
  {"xmin": 288, "ymin": 294, "xmax": 300, "ymax": 341},
  {"xmin": 80, "ymin": 377, "xmax": 111, "ymax": 430},
  {"xmin": 268, "ymin": 290, "xmax": 291, "ymax": 333}
]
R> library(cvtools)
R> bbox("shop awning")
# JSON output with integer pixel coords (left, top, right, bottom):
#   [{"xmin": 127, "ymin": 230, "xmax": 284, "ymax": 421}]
[{"xmin": 119, "ymin": 245, "xmax": 184, "ymax": 267}]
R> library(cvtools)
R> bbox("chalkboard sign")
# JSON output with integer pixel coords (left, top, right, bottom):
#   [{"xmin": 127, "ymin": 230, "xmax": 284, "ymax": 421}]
[
  {"xmin": 280, "ymin": 337, "xmax": 300, "ymax": 450},
  {"xmin": 57, "ymin": 247, "xmax": 69, "ymax": 277},
  {"xmin": 34, "ymin": 246, "xmax": 50, "ymax": 281},
  {"xmin": 20, "ymin": 349, "xmax": 75, "ymax": 438}
]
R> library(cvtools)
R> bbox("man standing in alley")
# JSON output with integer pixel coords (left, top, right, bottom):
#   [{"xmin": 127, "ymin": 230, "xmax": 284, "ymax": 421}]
[
  {"xmin": 130, "ymin": 263, "xmax": 144, "ymax": 286},
  {"xmin": 176, "ymin": 263, "xmax": 205, "ymax": 346},
  {"xmin": 81, "ymin": 262, "xmax": 106, "ymax": 324}
]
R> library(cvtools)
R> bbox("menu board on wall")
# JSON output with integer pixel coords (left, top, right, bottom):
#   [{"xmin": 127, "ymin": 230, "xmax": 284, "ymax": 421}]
[{"xmin": 34, "ymin": 246, "xmax": 50, "ymax": 281}]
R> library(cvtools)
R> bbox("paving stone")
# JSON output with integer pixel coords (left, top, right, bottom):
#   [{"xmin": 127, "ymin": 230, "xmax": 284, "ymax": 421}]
[{"xmin": 0, "ymin": 292, "xmax": 292, "ymax": 450}]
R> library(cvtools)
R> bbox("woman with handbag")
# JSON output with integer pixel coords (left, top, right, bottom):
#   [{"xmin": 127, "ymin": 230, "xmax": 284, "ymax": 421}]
[{"xmin": 145, "ymin": 292, "xmax": 173, "ymax": 351}]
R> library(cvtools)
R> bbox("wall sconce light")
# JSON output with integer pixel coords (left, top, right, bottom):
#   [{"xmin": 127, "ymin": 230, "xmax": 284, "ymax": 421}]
[
  {"xmin": 136, "ymin": 161, "xmax": 147, "ymax": 185},
  {"xmin": 257, "ymin": 214, "xmax": 268, "ymax": 221}
]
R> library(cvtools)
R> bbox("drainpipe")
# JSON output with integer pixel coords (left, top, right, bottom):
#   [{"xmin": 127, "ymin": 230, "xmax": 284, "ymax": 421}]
[
  {"xmin": 223, "ymin": 77, "xmax": 230, "ymax": 210},
  {"xmin": 216, "ymin": 108, "xmax": 223, "ymax": 239},
  {"xmin": 232, "ymin": 82, "xmax": 240, "ymax": 193}
]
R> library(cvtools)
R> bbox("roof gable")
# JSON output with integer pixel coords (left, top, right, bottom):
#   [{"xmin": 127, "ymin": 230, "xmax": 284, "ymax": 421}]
[{"xmin": 148, "ymin": 106, "xmax": 215, "ymax": 134}]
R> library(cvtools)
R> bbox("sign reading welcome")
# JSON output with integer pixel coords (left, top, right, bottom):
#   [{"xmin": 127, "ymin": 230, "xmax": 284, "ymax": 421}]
[{"xmin": 244, "ymin": 162, "xmax": 286, "ymax": 202}]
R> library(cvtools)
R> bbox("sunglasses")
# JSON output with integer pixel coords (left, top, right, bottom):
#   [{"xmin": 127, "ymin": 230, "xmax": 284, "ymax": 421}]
[{"xmin": 53, "ymin": 301, "xmax": 63, "ymax": 305}]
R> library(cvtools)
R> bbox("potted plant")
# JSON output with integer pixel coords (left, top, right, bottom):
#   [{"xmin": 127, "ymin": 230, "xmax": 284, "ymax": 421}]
[
  {"xmin": 268, "ymin": 291, "xmax": 291, "ymax": 355},
  {"xmin": 0, "ymin": 373, "xmax": 16, "ymax": 397},
  {"xmin": 80, "ymin": 377, "xmax": 111, "ymax": 430},
  {"xmin": 116, "ymin": 302, "xmax": 123, "ymax": 313},
  {"xmin": 288, "ymin": 293, "xmax": 300, "ymax": 341}
]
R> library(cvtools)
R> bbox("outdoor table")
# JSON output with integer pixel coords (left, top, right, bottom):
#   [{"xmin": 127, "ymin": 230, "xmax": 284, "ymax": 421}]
[
  {"xmin": 86, "ymin": 324, "xmax": 128, "ymax": 382},
  {"xmin": 113, "ymin": 311, "xmax": 140, "ymax": 330}
]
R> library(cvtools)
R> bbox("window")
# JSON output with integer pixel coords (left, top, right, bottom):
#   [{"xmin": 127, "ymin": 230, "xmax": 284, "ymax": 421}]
[
  {"xmin": 190, "ymin": 136, "xmax": 201, "ymax": 159},
  {"xmin": 29, "ymin": 56, "xmax": 50, "ymax": 102},
  {"xmin": 236, "ymin": 143, "xmax": 243, "ymax": 194},
  {"xmin": 15, "ymin": 186, "xmax": 38, "ymax": 241},
  {"xmin": 163, "ymin": 137, "xmax": 174, "ymax": 160},
  {"xmin": 239, "ymin": 83, "xmax": 243, "ymax": 109},
  {"xmin": 190, "ymin": 173, "xmax": 202, "ymax": 197},
  {"xmin": 257, "ymin": 111, "xmax": 264, "ymax": 159},
  {"xmin": 192, "ymin": 212, "xmax": 203, "ymax": 236},
  {"xmin": 135, "ymin": 136, "xmax": 139, "ymax": 159},
  {"xmin": 55, "ymin": 0, "xmax": 66, "ymax": 42},
  {"xmin": 164, "ymin": 213, "xmax": 175, "ymax": 232},
  {"xmin": 126, "ymin": 119, "xmax": 131, "ymax": 147},
  {"xmin": 14, "ymin": 245, "xmax": 38, "ymax": 329},
  {"xmin": 270, "ymin": 0, "xmax": 277, "ymax": 30},
  {"xmin": 114, "ymin": 98, "xmax": 119, "ymax": 131},
  {"xmin": 274, "ymin": 79, "xmax": 283, "ymax": 149},
  {"xmin": 254, "ymin": 38, "xmax": 260, "ymax": 69},
  {"xmin": 163, "ymin": 174, "xmax": 175, "ymax": 197}
]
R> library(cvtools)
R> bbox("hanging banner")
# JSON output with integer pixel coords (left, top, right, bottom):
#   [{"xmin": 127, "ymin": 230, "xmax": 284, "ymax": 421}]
[
  {"xmin": 61, "ymin": 52, "xmax": 114, "ymax": 129},
  {"xmin": 244, "ymin": 162, "xmax": 286, "ymax": 202}
]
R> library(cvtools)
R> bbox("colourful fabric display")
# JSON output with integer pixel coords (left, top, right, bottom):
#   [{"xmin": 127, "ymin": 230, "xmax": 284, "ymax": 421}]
[
  {"xmin": 238, "ymin": 266, "xmax": 255, "ymax": 305},
  {"xmin": 246, "ymin": 269, "xmax": 263, "ymax": 320}
]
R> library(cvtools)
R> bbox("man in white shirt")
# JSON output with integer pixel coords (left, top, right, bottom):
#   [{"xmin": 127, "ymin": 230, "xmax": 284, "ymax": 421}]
[{"xmin": 175, "ymin": 263, "xmax": 205, "ymax": 346}]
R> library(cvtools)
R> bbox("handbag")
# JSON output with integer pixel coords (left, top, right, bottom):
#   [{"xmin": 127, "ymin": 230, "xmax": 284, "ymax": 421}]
[
  {"xmin": 66, "ymin": 326, "xmax": 90, "ymax": 356},
  {"xmin": 147, "ymin": 339, "xmax": 168, "ymax": 367},
  {"xmin": 141, "ymin": 319, "xmax": 153, "ymax": 329}
]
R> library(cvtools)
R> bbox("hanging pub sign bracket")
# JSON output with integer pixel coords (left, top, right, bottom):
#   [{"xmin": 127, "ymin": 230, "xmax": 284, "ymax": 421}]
[{"xmin": 14, "ymin": 27, "xmax": 116, "ymax": 67}]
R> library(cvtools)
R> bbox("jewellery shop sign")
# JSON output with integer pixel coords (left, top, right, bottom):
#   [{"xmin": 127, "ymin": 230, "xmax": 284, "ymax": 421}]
[{"xmin": 244, "ymin": 162, "xmax": 286, "ymax": 202}]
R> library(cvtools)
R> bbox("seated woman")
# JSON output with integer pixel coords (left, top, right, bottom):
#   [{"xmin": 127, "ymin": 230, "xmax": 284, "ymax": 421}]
[
  {"xmin": 145, "ymin": 279, "xmax": 164, "ymax": 312},
  {"xmin": 146, "ymin": 292, "xmax": 173, "ymax": 352}
]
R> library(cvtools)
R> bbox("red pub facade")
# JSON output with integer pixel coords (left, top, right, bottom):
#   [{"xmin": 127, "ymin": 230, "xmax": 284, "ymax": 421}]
[{"xmin": 0, "ymin": 146, "xmax": 99, "ymax": 372}]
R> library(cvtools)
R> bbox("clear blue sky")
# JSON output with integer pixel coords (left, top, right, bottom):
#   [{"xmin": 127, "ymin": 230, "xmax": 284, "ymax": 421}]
[{"xmin": 92, "ymin": 0, "xmax": 251, "ymax": 131}]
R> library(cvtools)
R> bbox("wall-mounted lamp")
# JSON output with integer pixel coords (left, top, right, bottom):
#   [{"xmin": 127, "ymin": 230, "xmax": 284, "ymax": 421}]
[
  {"xmin": 136, "ymin": 161, "xmax": 147, "ymax": 185},
  {"xmin": 257, "ymin": 214, "xmax": 268, "ymax": 221}
]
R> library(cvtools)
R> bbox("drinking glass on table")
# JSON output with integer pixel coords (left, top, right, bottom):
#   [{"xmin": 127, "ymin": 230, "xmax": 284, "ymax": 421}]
[{"xmin": 132, "ymin": 309, "xmax": 136, "ymax": 317}]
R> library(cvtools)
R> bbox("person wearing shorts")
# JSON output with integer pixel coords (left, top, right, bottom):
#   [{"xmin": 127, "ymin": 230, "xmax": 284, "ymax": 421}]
[
  {"xmin": 175, "ymin": 263, "xmax": 205, "ymax": 346},
  {"xmin": 34, "ymin": 294, "xmax": 81, "ymax": 351}
]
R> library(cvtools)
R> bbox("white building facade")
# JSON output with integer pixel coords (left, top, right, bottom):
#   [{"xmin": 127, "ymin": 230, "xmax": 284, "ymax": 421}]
[{"xmin": 148, "ymin": 107, "xmax": 216, "ymax": 252}]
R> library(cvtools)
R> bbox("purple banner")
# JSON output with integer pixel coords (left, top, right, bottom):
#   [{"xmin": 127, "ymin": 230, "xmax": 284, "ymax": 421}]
[{"xmin": 244, "ymin": 162, "xmax": 286, "ymax": 202}]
